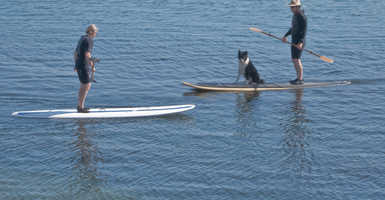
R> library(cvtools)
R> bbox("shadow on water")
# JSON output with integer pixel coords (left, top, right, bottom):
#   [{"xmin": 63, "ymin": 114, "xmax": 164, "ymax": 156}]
[
  {"xmin": 183, "ymin": 90, "xmax": 229, "ymax": 98},
  {"xmin": 279, "ymin": 89, "xmax": 314, "ymax": 176},
  {"xmin": 349, "ymin": 78, "xmax": 385, "ymax": 85},
  {"xmin": 69, "ymin": 120, "xmax": 105, "ymax": 197}
]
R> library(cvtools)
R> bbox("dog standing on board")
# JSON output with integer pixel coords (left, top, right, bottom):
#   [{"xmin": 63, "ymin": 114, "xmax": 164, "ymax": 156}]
[{"xmin": 236, "ymin": 50, "xmax": 264, "ymax": 84}]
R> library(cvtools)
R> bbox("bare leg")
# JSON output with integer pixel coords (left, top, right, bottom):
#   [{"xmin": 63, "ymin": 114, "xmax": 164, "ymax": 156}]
[
  {"xmin": 292, "ymin": 58, "xmax": 303, "ymax": 80},
  {"xmin": 77, "ymin": 83, "xmax": 91, "ymax": 109}
]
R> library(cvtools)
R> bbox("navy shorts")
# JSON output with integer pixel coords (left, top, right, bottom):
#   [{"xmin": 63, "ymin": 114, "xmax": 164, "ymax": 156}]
[
  {"xmin": 291, "ymin": 45, "xmax": 304, "ymax": 59},
  {"xmin": 76, "ymin": 67, "xmax": 90, "ymax": 84}
]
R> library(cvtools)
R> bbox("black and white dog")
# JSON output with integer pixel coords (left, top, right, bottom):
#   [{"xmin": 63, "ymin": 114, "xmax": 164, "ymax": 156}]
[{"xmin": 236, "ymin": 50, "xmax": 264, "ymax": 84}]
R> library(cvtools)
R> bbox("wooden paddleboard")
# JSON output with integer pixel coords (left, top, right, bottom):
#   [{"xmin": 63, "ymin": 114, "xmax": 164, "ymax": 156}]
[
  {"xmin": 12, "ymin": 104, "xmax": 195, "ymax": 119},
  {"xmin": 183, "ymin": 81, "xmax": 351, "ymax": 92}
]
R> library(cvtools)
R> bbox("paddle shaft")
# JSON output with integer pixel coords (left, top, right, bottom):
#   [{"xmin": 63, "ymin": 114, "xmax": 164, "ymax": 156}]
[
  {"xmin": 249, "ymin": 27, "xmax": 334, "ymax": 63},
  {"xmin": 258, "ymin": 29, "xmax": 319, "ymax": 56}
]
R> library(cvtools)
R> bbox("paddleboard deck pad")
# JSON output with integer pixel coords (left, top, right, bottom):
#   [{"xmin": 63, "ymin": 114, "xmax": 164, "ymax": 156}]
[
  {"xmin": 183, "ymin": 81, "xmax": 351, "ymax": 92},
  {"xmin": 12, "ymin": 104, "xmax": 195, "ymax": 119}
]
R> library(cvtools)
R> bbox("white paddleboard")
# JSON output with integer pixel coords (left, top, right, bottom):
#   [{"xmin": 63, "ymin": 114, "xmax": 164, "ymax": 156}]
[{"xmin": 12, "ymin": 104, "xmax": 195, "ymax": 119}]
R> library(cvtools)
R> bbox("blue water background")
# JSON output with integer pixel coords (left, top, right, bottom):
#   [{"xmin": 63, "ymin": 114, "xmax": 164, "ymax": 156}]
[{"xmin": 1, "ymin": 0, "xmax": 384, "ymax": 199}]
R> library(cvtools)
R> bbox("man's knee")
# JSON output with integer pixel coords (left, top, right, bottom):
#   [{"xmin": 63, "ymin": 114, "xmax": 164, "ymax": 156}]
[
  {"xmin": 292, "ymin": 59, "xmax": 302, "ymax": 65},
  {"xmin": 86, "ymin": 83, "xmax": 91, "ymax": 90},
  {"xmin": 81, "ymin": 83, "xmax": 91, "ymax": 90}
]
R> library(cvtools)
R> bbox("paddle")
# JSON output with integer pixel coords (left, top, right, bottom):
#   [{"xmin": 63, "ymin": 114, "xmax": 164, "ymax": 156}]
[
  {"xmin": 249, "ymin": 27, "xmax": 334, "ymax": 63},
  {"xmin": 90, "ymin": 57, "xmax": 100, "ymax": 82}
]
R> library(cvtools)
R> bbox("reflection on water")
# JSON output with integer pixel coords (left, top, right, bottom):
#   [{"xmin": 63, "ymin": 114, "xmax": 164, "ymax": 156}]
[
  {"xmin": 280, "ymin": 89, "xmax": 314, "ymax": 176},
  {"xmin": 235, "ymin": 92, "xmax": 259, "ymax": 137},
  {"xmin": 69, "ymin": 120, "xmax": 104, "ymax": 197}
]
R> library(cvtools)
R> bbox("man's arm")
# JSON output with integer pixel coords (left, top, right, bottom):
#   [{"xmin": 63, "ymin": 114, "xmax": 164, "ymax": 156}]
[
  {"xmin": 284, "ymin": 28, "xmax": 292, "ymax": 38},
  {"xmin": 282, "ymin": 28, "xmax": 292, "ymax": 43},
  {"xmin": 73, "ymin": 51, "xmax": 78, "ymax": 62},
  {"xmin": 85, "ymin": 51, "xmax": 96, "ymax": 72}
]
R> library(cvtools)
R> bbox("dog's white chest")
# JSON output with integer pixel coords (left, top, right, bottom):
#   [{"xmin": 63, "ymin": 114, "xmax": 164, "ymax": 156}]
[{"xmin": 238, "ymin": 58, "xmax": 249, "ymax": 74}]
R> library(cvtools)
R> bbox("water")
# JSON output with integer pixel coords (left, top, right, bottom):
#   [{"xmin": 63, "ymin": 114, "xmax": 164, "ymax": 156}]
[{"xmin": 1, "ymin": 0, "xmax": 384, "ymax": 199}]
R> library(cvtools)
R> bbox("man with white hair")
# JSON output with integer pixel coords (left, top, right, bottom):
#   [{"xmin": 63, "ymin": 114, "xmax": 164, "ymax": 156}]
[
  {"xmin": 74, "ymin": 24, "xmax": 98, "ymax": 113},
  {"xmin": 282, "ymin": 0, "xmax": 307, "ymax": 85}
]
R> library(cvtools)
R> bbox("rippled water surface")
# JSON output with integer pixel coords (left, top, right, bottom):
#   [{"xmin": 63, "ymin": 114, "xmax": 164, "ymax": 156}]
[{"xmin": 1, "ymin": 0, "xmax": 384, "ymax": 199}]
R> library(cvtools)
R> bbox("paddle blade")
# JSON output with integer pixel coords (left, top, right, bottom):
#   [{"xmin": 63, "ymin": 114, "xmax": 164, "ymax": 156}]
[
  {"xmin": 249, "ymin": 27, "xmax": 262, "ymax": 33},
  {"xmin": 320, "ymin": 56, "xmax": 334, "ymax": 63}
]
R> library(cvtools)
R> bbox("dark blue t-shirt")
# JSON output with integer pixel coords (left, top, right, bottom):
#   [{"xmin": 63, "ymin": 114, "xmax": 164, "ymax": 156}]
[{"xmin": 75, "ymin": 35, "xmax": 93, "ymax": 70}]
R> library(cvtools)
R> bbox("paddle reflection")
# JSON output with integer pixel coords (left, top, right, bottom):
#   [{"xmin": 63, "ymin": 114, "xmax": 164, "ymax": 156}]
[
  {"xmin": 70, "ymin": 120, "xmax": 104, "ymax": 195},
  {"xmin": 280, "ymin": 89, "xmax": 314, "ymax": 175}
]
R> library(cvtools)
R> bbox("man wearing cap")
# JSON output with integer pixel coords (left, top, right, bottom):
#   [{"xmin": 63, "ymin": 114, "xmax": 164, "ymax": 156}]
[
  {"xmin": 282, "ymin": 0, "xmax": 307, "ymax": 85},
  {"xmin": 74, "ymin": 24, "xmax": 98, "ymax": 113}
]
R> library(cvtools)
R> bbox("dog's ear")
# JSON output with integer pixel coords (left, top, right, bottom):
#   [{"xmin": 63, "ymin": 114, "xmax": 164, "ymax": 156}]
[{"xmin": 238, "ymin": 49, "xmax": 241, "ymax": 58}]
